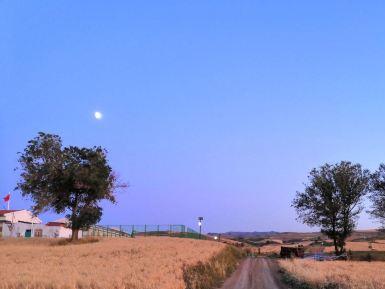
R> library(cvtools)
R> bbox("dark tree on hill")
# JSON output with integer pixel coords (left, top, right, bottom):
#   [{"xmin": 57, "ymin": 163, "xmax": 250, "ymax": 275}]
[
  {"xmin": 368, "ymin": 164, "xmax": 385, "ymax": 228},
  {"xmin": 292, "ymin": 161, "xmax": 370, "ymax": 255},
  {"xmin": 16, "ymin": 132, "xmax": 124, "ymax": 240}
]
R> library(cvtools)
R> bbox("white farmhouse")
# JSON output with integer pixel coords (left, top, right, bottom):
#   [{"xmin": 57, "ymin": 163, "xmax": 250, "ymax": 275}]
[
  {"xmin": 0, "ymin": 210, "xmax": 43, "ymax": 238},
  {"xmin": 0, "ymin": 210, "xmax": 80, "ymax": 239}
]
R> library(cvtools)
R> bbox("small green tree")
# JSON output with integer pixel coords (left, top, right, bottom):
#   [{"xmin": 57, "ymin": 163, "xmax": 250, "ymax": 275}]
[
  {"xmin": 292, "ymin": 161, "xmax": 370, "ymax": 255},
  {"xmin": 17, "ymin": 132, "xmax": 124, "ymax": 240},
  {"xmin": 368, "ymin": 164, "xmax": 385, "ymax": 228}
]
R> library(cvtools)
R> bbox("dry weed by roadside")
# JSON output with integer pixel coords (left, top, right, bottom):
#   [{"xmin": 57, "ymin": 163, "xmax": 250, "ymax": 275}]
[{"xmin": 182, "ymin": 245, "xmax": 246, "ymax": 289}]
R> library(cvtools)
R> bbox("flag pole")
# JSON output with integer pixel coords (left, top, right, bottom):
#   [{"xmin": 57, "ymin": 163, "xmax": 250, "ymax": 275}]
[{"xmin": 7, "ymin": 192, "xmax": 10, "ymax": 210}]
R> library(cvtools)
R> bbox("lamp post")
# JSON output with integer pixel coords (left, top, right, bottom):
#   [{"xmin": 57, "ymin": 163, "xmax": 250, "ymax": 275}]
[{"xmin": 198, "ymin": 217, "xmax": 203, "ymax": 239}]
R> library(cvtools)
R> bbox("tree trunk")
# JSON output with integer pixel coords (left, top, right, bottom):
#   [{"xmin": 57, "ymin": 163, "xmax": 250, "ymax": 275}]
[
  {"xmin": 71, "ymin": 228, "xmax": 79, "ymax": 241},
  {"xmin": 333, "ymin": 237, "xmax": 339, "ymax": 255},
  {"xmin": 338, "ymin": 239, "xmax": 345, "ymax": 255},
  {"xmin": 338, "ymin": 245, "xmax": 344, "ymax": 255},
  {"xmin": 70, "ymin": 196, "xmax": 79, "ymax": 242}
]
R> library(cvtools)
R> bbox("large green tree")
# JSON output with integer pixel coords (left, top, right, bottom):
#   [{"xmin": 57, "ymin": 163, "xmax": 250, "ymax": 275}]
[
  {"xmin": 368, "ymin": 164, "xmax": 385, "ymax": 228},
  {"xmin": 17, "ymin": 132, "xmax": 123, "ymax": 240},
  {"xmin": 292, "ymin": 161, "xmax": 370, "ymax": 255}
]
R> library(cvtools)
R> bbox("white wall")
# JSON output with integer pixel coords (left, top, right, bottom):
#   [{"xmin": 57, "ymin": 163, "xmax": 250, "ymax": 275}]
[
  {"xmin": 1, "ymin": 223, "xmax": 82, "ymax": 239},
  {"xmin": 44, "ymin": 226, "xmax": 73, "ymax": 238},
  {"xmin": 1, "ymin": 222, "xmax": 45, "ymax": 238}
]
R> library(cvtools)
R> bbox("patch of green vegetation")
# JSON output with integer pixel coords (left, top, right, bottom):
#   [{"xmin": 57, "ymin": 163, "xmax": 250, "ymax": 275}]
[
  {"xmin": 350, "ymin": 237, "xmax": 377, "ymax": 242},
  {"xmin": 284, "ymin": 239, "xmax": 304, "ymax": 244},
  {"xmin": 247, "ymin": 237, "xmax": 266, "ymax": 242},
  {"xmin": 177, "ymin": 232, "xmax": 210, "ymax": 240},
  {"xmin": 309, "ymin": 241, "xmax": 334, "ymax": 247},
  {"xmin": 182, "ymin": 246, "xmax": 246, "ymax": 289}
]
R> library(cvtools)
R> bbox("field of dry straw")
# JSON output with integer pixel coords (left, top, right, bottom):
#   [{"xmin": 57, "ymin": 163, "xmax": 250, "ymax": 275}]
[
  {"xmin": 0, "ymin": 237, "xmax": 225, "ymax": 289},
  {"xmin": 323, "ymin": 241, "xmax": 385, "ymax": 252},
  {"xmin": 280, "ymin": 259, "xmax": 385, "ymax": 289}
]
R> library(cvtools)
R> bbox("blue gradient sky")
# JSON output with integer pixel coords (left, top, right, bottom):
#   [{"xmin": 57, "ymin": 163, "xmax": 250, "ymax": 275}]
[{"xmin": 2, "ymin": 1, "xmax": 385, "ymax": 232}]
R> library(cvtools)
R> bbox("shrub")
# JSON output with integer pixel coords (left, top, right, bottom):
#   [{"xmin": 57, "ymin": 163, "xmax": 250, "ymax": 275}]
[{"xmin": 51, "ymin": 237, "xmax": 100, "ymax": 246}]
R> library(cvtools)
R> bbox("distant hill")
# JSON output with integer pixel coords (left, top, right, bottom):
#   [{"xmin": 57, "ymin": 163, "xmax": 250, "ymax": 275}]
[{"xmin": 208, "ymin": 231, "xmax": 279, "ymax": 238}]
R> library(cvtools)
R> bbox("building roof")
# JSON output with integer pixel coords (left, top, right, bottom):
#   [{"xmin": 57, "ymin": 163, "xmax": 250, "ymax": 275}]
[
  {"xmin": 0, "ymin": 210, "xmax": 20, "ymax": 216},
  {"xmin": 46, "ymin": 222, "xmax": 67, "ymax": 227},
  {"xmin": 46, "ymin": 218, "xmax": 69, "ymax": 227},
  {"xmin": 0, "ymin": 210, "xmax": 42, "ymax": 224},
  {"xmin": 52, "ymin": 218, "xmax": 68, "ymax": 224}
]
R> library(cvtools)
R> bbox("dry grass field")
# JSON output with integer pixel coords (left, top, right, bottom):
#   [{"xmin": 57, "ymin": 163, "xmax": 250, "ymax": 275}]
[
  {"xmin": 280, "ymin": 259, "xmax": 385, "ymax": 289},
  {"xmin": 258, "ymin": 241, "xmax": 312, "ymax": 255},
  {"xmin": 259, "ymin": 244, "xmax": 281, "ymax": 254},
  {"xmin": 323, "ymin": 241, "xmax": 385, "ymax": 253},
  {"xmin": 0, "ymin": 237, "xmax": 225, "ymax": 289}
]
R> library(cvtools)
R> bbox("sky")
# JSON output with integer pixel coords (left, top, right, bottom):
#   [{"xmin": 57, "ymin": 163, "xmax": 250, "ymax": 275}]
[{"xmin": 1, "ymin": 1, "xmax": 385, "ymax": 233}]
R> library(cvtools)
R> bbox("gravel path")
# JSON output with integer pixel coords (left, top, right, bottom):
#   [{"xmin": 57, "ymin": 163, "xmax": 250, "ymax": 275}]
[{"xmin": 219, "ymin": 257, "xmax": 288, "ymax": 289}]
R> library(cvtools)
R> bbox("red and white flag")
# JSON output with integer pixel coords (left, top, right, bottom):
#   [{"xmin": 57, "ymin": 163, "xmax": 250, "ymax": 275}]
[{"xmin": 3, "ymin": 193, "xmax": 10, "ymax": 203}]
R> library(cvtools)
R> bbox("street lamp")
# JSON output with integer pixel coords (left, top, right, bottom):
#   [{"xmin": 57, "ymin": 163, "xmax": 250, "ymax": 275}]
[{"xmin": 198, "ymin": 217, "xmax": 203, "ymax": 239}]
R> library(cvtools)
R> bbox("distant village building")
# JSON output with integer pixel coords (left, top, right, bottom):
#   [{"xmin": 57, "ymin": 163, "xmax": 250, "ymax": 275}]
[{"xmin": 0, "ymin": 210, "xmax": 79, "ymax": 239}]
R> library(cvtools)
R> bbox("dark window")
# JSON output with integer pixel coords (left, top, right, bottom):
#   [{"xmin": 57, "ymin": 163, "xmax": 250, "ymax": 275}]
[{"xmin": 34, "ymin": 229, "xmax": 43, "ymax": 237}]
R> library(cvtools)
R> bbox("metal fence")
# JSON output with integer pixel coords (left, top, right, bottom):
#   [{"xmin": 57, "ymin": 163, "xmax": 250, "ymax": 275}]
[{"xmin": 82, "ymin": 224, "xmax": 206, "ymax": 239}]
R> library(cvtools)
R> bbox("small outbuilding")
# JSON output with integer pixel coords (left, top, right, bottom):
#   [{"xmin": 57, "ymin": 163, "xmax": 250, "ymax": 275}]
[
  {"xmin": 45, "ymin": 218, "xmax": 75, "ymax": 238},
  {"xmin": 280, "ymin": 245, "xmax": 305, "ymax": 258}
]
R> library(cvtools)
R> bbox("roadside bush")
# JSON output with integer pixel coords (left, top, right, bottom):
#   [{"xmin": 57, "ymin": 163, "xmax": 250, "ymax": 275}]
[
  {"xmin": 182, "ymin": 245, "xmax": 245, "ymax": 289},
  {"xmin": 51, "ymin": 237, "xmax": 100, "ymax": 246}
]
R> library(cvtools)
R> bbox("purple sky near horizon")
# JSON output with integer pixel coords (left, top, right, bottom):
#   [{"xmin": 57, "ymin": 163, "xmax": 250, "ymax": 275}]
[{"xmin": 2, "ymin": 1, "xmax": 385, "ymax": 233}]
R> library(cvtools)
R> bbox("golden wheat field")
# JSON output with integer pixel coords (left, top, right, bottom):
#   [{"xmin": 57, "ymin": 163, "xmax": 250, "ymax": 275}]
[
  {"xmin": 259, "ymin": 244, "xmax": 281, "ymax": 254},
  {"xmin": 323, "ymin": 241, "xmax": 385, "ymax": 252},
  {"xmin": 280, "ymin": 259, "xmax": 385, "ymax": 289},
  {"xmin": 0, "ymin": 237, "xmax": 225, "ymax": 289},
  {"xmin": 258, "ymin": 241, "xmax": 312, "ymax": 254}
]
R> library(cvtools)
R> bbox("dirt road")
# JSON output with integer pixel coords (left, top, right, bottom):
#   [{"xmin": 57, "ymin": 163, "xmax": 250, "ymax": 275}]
[{"xmin": 219, "ymin": 257, "xmax": 288, "ymax": 289}]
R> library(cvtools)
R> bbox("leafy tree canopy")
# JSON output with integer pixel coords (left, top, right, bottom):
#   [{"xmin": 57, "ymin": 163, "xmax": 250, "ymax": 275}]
[
  {"xmin": 368, "ymin": 164, "xmax": 385, "ymax": 228},
  {"xmin": 17, "ymin": 132, "xmax": 123, "ymax": 240},
  {"xmin": 292, "ymin": 161, "xmax": 370, "ymax": 255}
]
